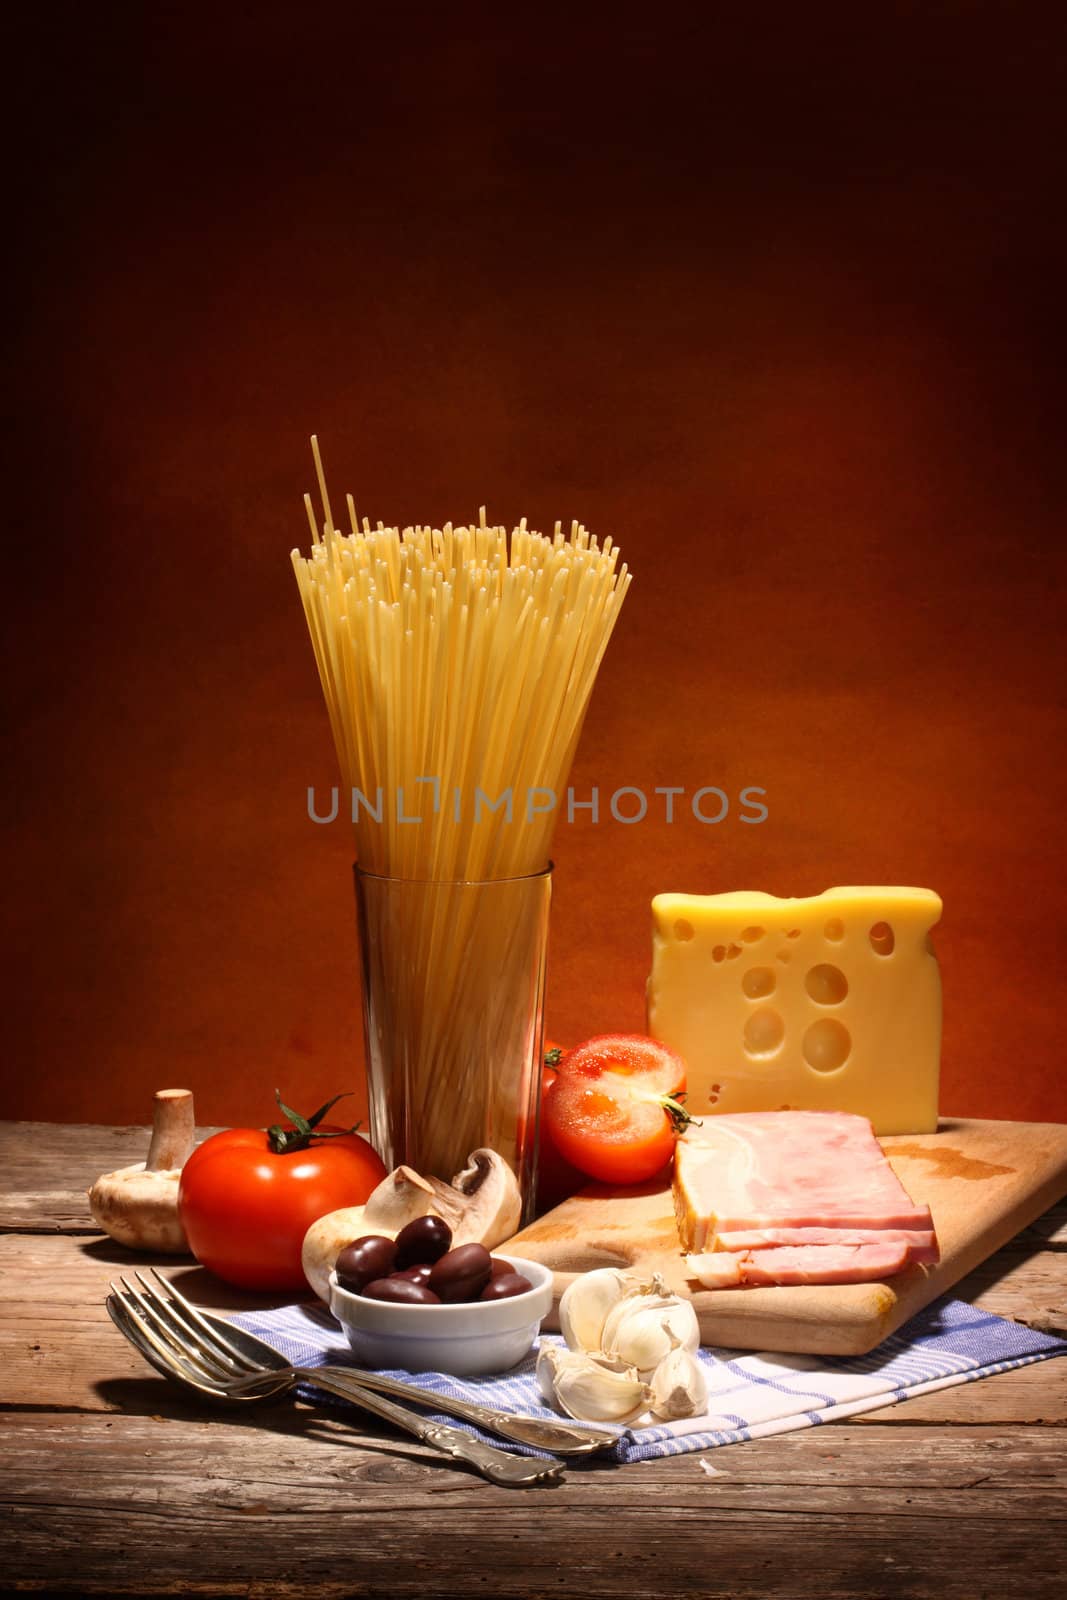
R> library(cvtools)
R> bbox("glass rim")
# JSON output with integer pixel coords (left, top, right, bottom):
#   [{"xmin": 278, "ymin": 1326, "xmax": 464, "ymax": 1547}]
[{"xmin": 354, "ymin": 861, "xmax": 553, "ymax": 888}]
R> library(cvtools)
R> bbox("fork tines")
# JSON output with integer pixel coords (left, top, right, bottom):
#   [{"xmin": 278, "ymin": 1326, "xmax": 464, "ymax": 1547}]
[{"xmin": 109, "ymin": 1271, "xmax": 275, "ymax": 1392}]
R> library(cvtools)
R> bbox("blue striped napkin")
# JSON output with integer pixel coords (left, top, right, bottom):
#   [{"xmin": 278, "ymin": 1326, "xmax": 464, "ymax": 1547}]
[{"xmin": 231, "ymin": 1296, "xmax": 1065, "ymax": 1464}]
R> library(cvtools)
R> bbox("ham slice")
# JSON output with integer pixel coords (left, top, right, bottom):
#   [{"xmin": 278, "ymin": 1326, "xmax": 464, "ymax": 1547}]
[
  {"xmin": 674, "ymin": 1110, "xmax": 937, "ymax": 1286},
  {"xmin": 688, "ymin": 1241, "xmax": 911, "ymax": 1289},
  {"xmin": 712, "ymin": 1227, "xmax": 940, "ymax": 1265}
]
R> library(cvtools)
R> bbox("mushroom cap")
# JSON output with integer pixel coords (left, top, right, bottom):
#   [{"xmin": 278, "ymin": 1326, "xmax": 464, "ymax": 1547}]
[
  {"xmin": 427, "ymin": 1148, "xmax": 522, "ymax": 1248},
  {"xmin": 88, "ymin": 1162, "xmax": 190, "ymax": 1254}
]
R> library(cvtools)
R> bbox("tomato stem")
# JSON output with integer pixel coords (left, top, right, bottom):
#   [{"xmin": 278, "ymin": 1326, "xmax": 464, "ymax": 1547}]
[
  {"xmin": 660, "ymin": 1092, "xmax": 701, "ymax": 1135},
  {"xmin": 267, "ymin": 1089, "xmax": 363, "ymax": 1155}
]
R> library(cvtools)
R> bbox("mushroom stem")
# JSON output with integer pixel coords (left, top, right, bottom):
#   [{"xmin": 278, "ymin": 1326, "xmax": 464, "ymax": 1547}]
[
  {"xmin": 144, "ymin": 1089, "xmax": 196, "ymax": 1172},
  {"xmin": 88, "ymin": 1088, "xmax": 197, "ymax": 1254}
]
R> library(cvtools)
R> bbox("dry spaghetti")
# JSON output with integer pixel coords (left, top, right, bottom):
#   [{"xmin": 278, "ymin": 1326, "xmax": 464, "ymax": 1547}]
[{"xmin": 291, "ymin": 438, "xmax": 631, "ymax": 1180}]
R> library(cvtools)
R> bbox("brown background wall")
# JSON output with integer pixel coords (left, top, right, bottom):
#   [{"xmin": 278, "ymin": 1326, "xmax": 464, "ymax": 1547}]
[{"xmin": 5, "ymin": 4, "xmax": 1065, "ymax": 1131}]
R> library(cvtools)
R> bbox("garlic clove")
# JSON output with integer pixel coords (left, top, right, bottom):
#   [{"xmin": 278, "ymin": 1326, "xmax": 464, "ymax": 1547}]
[
  {"xmin": 536, "ymin": 1342, "xmax": 570, "ymax": 1402},
  {"xmin": 558, "ymin": 1268, "xmax": 634, "ymax": 1353},
  {"xmin": 649, "ymin": 1345, "xmax": 709, "ymax": 1421},
  {"xmin": 546, "ymin": 1349, "xmax": 652, "ymax": 1425},
  {"xmin": 604, "ymin": 1307, "xmax": 678, "ymax": 1380},
  {"xmin": 600, "ymin": 1291, "xmax": 664, "ymax": 1353},
  {"xmin": 601, "ymin": 1293, "xmax": 701, "ymax": 1379},
  {"xmin": 537, "ymin": 1343, "xmax": 633, "ymax": 1400},
  {"xmin": 655, "ymin": 1298, "xmax": 700, "ymax": 1355}
]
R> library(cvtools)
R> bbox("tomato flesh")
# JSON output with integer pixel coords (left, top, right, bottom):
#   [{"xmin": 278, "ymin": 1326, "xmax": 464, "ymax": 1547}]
[
  {"xmin": 534, "ymin": 1061, "xmax": 586, "ymax": 1214},
  {"xmin": 543, "ymin": 1034, "xmax": 688, "ymax": 1186}
]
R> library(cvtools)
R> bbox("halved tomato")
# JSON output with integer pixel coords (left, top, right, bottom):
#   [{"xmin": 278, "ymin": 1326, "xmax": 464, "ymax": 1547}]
[
  {"xmin": 543, "ymin": 1034, "xmax": 691, "ymax": 1186},
  {"xmin": 535, "ymin": 1043, "xmax": 586, "ymax": 1214}
]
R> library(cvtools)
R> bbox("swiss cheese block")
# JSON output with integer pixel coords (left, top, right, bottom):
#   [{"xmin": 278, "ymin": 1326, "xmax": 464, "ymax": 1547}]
[{"xmin": 646, "ymin": 887, "xmax": 942, "ymax": 1134}]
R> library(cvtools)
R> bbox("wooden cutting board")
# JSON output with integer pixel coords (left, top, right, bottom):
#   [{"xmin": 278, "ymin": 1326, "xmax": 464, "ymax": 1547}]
[{"xmin": 505, "ymin": 1117, "xmax": 1067, "ymax": 1355}]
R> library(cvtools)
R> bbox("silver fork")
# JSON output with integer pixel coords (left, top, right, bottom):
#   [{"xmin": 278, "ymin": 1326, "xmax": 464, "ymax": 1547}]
[
  {"xmin": 119, "ymin": 1269, "xmax": 613, "ymax": 1456},
  {"xmin": 108, "ymin": 1272, "xmax": 575, "ymax": 1487}
]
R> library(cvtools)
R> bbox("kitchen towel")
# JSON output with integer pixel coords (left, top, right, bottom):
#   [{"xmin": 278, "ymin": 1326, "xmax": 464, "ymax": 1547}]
[{"xmin": 232, "ymin": 1295, "xmax": 1065, "ymax": 1464}]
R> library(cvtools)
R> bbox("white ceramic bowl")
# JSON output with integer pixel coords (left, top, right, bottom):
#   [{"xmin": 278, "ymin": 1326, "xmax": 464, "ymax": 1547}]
[{"xmin": 329, "ymin": 1253, "xmax": 554, "ymax": 1376}]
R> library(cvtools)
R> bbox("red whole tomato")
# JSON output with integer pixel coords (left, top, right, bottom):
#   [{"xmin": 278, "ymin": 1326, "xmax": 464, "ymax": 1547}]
[
  {"xmin": 178, "ymin": 1092, "xmax": 387, "ymax": 1290},
  {"xmin": 535, "ymin": 1043, "xmax": 586, "ymax": 1215},
  {"xmin": 543, "ymin": 1034, "xmax": 692, "ymax": 1186}
]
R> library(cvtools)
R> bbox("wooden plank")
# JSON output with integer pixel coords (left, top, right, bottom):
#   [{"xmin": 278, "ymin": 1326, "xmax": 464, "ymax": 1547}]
[
  {"xmin": 851, "ymin": 1350, "xmax": 1067, "ymax": 1427},
  {"xmin": 2, "ymin": 1233, "xmax": 1065, "ymax": 1421},
  {"xmin": 0, "ymin": 1234, "xmax": 314, "ymax": 1411},
  {"xmin": 1, "ymin": 1413, "xmax": 1065, "ymax": 1597},
  {"xmin": 855, "ymin": 1355, "xmax": 1067, "ymax": 1424},
  {"xmin": 1022, "ymin": 1200, "xmax": 1067, "ymax": 1249},
  {"xmin": 0, "ymin": 1122, "xmax": 224, "ymax": 1234},
  {"xmin": 508, "ymin": 1118, "xmax": 1067, "ymax": 1354}
]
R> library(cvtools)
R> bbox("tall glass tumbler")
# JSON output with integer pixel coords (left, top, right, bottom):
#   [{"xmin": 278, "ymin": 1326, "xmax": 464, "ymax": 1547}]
[{"xmin": 355, "ymin": 864, "xmax": 551, "ymax": 1224}]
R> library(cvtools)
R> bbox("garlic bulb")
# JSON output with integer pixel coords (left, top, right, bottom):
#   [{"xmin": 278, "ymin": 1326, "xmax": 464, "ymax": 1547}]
[
  {"xmin": 600, "ymin": 1292, "xmax": 700, "ymax": 1380},
  {"xmin": 649, "ymin": 1342, "xmax": 709, "ymax": 1421},
  {"xmin": 539, "ymin": 1345, "xmax": 651, "ymax": 1424},
  {"xmin": 541, "ymin": 1266, "xmax": 706, "ymax": 1429},
  {"xmin": 558, "ymin": 1268, "xmax": 635, "ymax": 1354}
]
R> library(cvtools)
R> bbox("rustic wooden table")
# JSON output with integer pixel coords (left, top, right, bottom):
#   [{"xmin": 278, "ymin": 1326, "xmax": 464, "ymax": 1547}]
[{"xmin": 2, "ymin": 1122, "xmax": 1065, "ymax": 1599}]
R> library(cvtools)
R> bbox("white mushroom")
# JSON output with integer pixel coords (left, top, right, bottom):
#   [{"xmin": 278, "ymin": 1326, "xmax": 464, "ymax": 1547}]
[
  {"xmin": 88, "ymin": 1089, "xmax": 196, "ymax": 1253},
  {"xmin": 301, "ymin": 1165, "xmax": 438, "ymax": 1300},
  {"xmin": 301, "ymin": 1148, "xmax": 523, "ymax": 1301},
  {"xmin": 424, "ymin": 1149, "xmax": 522, "ymax": 1249}
]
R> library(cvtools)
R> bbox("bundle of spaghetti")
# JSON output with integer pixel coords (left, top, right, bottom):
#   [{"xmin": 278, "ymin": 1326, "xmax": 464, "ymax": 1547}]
[
  {"xmin": 291, "ymin": 448, "xmax": 630, "ymax": 877},
  {"xmin": 291, "ymin": 440, "xmax": 631, "ymax": 1176}
]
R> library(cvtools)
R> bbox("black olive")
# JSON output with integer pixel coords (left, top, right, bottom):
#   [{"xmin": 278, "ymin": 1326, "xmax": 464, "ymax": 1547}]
[
  {"xmin": 394, "ymin": 1214, "xmax": 453, "ymax": 1269},
  {"xmin": 362, "ymin": 1277, "xmax": 441, "ymax": 1305},
  {"xmin": 479, "ymin": 1272, "xmax": 534, "ymax": 1301},
  {"xmin": 427, "ymin": 1242, "xmax": 493, "ymax": 1303},
  {"xmin": 334, "ymin": 1235, "xmax": 398, "ymax": 1294},
  {"xmin": 391, "ymin": 1262, "xmax": 433, "ymax": 1287}
]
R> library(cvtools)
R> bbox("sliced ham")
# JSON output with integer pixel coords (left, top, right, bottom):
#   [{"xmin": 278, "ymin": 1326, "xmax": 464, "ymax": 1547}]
[
  {"xmin": 675, "ymin": 1110, "xmax": 934, "ymax": 1249},
  {"xmin": 687, "ymin": 1240, "xmax": 911, "ymax": 1289},
  {"xmin": 673, "ymin": 1110, "xmax": 938, "ymax": 1286},
  {"xmin": 712, "ymin": 1227, "xmax": 940, "ymax": 1265}
]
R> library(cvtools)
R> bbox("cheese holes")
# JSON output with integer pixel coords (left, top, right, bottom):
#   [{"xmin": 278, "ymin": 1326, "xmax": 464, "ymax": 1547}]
[
  {"xmin": 824, "ymin": 918, "xmax": 844, "ymax": 941},
  {"xmin": 742, "ymin": 967, "xmax": 776, "ymax": 999},
  {"xmin": 712, "ymin": 945, "xmax": 726, "ymax": 963},
  {"xmin": 802, "ymin": 1018, "xmax": 851, "ymax": 1073},
  {"xmin": 743, "ymin": 1008, "xmax": 785, "ymax": 1058},
  {"xmin": 709, "ymin": 1081, "xmax": 722, "ymax": 1105},
  {"xmin": 786, "ymin": 928, "xmax": 801, "ymax": 939},
  {"xmin": 674, "ymin": 919, "xmax": 695, "ymax": 942},
  {"xmin": 804, "ymin": 964, "xmax": 849, "ymax": 1006},
  {"xmin": 869, "ymin": 922, "xmax": 895, "ymax": 957},
  {"xmin": 740, "ymin": 926, "xmax": 765, "ymax": 943},
  {"xmin": 776, "ymin": 949, "xmax": 791, "ymax": 963},
  {"xmin": 726, "ymin": 942, "xmax": 743, "ymax": 960}
]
